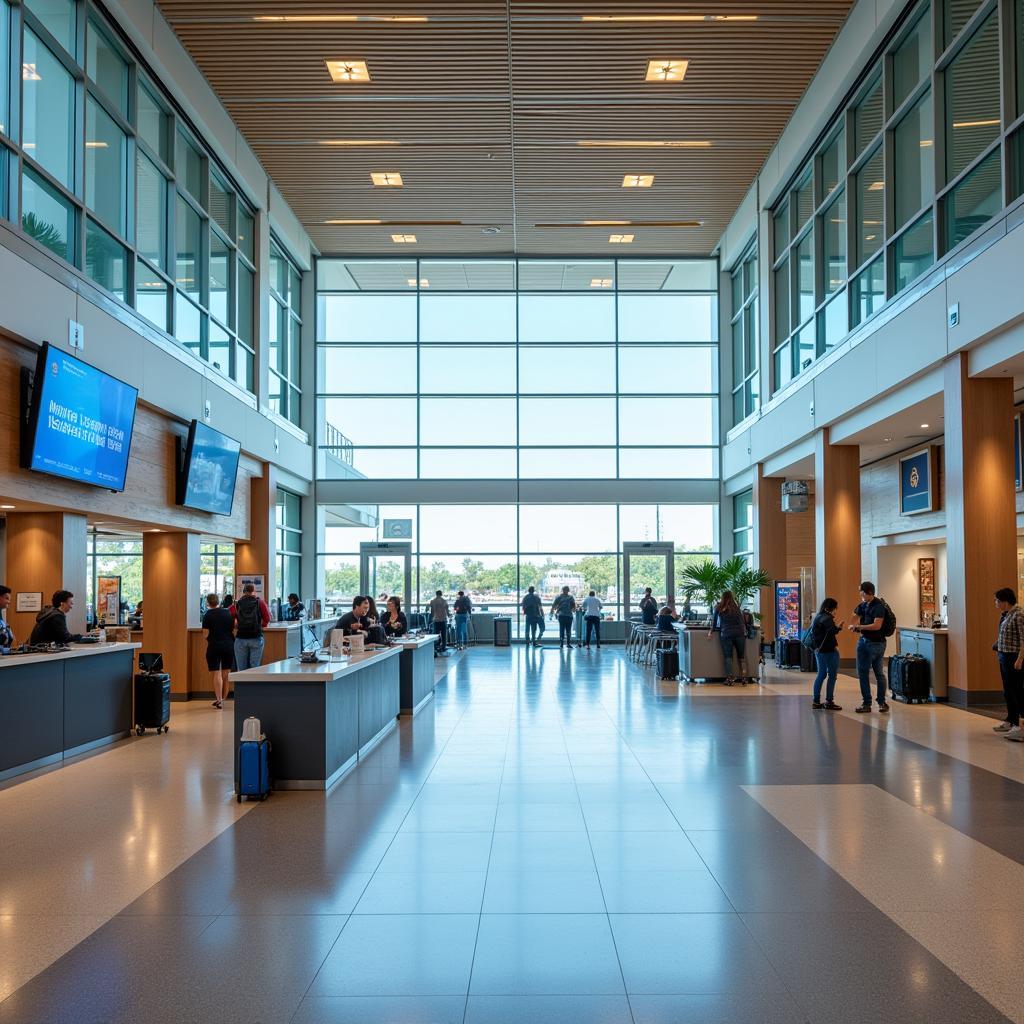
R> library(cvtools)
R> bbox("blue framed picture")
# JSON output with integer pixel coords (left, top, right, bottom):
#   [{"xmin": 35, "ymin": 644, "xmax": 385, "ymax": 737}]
[
  {"xmin": 900, "ymin": 447, "xmax": 937, "ymax": 516},
  {"xmin": 775, "ymin": 581, "xmax": 801, "ymax": 640}
]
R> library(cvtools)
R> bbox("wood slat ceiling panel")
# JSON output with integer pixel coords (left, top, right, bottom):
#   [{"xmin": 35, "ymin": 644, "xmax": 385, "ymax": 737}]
[{"xmin": 156, "ymin": 0, "xmax": 857, "ymax": 256}]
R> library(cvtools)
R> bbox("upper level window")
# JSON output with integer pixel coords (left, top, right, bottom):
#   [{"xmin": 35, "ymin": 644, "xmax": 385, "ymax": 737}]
[
  {"xmin": 269, "ymin": 239, "xmax": 303, "ymax": 427},
  {"xmin": 730, "ymin": 241, "xmax": 759, "ymax": 425}
]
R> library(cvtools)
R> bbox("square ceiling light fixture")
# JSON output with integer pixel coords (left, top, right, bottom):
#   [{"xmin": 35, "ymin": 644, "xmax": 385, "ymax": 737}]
[
  {"xmin": 407, "ymin": 278, "xmax": 430, "ymax": 287},
  {"xmin": 326, "ymin": 59, "xmax": 371, "ymax": 82},
  {"xmin": 623, "ymin": 174, "xmax": 654, "ymax": 188},
  {"xmin": 609, "ymin": 233, "xmax": 635, "ymax": 243},
  {"xmin": 645, "ymin": 59, "xmax": 688, "ymax": 82},
  {"xmin": 371, "ymin": 171, "xmax": 404, "ymax": 187},
  {"xmin": 391, "ymin": 233, "xmax": 416, "ymax": 243},
  {"xmin": 590, "ymin": 278, "xmax": 613, "ymax": 288}
]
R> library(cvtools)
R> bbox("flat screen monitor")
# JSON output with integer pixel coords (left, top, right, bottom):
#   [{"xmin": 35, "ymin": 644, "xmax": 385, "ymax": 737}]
[
  {"xmin": 22, "ymin": 343, "xmax": 138, "ymax": 491},
  {"xmin": 177, "ymin": 420, "xmax": 241, "ymax": 516}
]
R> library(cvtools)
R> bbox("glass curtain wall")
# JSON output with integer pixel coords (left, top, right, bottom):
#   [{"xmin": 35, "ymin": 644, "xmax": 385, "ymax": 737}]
[
  {"xmin": 315, "ymin": 258, "xmax": 718, "ymax": 480},
  {"xmin": 729, "ymin": 241, "xmax": 759, "ymax": 425},
  {"xmin": 275, "ymin": 489, "xmax": 302, "ymax": 602},
  {"xmin": 269, "ymin": 240, "xmax": 303, "ymax": 425},
  {"xmin": 732, "ymin": 490, "xmax": 754, "ymax": 567},
  {"xmin": 200, "ymin": 543, "xmax": 235, "ymax": 603},
  {"xmin": 0, "ymin": 0, "xmax": 257, "ymax": 392},
  {"xmin": 770, "ymin": 0, "xmax": 1024, "ymax": 395},
  {"xmin": 318, "ymin": 503, "xmax": 719, "ymax": 630},
  {"xmin": 86, "ymin": 533, "xmax": 142, "ymax": 622}
]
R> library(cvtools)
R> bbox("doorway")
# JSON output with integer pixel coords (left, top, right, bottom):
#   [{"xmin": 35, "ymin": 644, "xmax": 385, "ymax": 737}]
[
  {"xmin": 622, "ymin": 541, "xmax": 675, "ymax": 619},
  {"xmin": 359, "ymin": 542, "xmax": 412, "ymax": 613}
]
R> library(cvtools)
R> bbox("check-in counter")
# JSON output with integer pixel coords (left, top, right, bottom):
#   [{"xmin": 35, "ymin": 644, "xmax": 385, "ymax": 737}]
[
  {"xmin": 396, "ymin": 633, "xmax": 439, "ymax": 715},
  {"xmin": 230, "ymin": 646, "xmax": 402, "ymax": 790},
  {"xmin": 897, "ymin": 627, "xmax": 949, "ymax": 700},
  {"xmin": 675, "ymin": 625, "xmax": 762, "ymax": 682},
  {"xmin": 0, "ymin": 642, "xmax": 140, "ymax": 783}
]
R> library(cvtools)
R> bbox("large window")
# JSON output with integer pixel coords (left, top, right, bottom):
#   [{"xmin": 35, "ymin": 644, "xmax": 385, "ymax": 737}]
[
  {"xmin": 276, "ymin": 489, "xmax": 302, "ymax": 602},
  {"xmin": 86, "ymin": 533, "xmax": 142, "ymax": 622},
  {"xmin": 200, "ymin": 543, "xmax": 235, "ymax": 603},
  {"xmin": 730, "ymin": 241, "xmax": 759, "ymax": 425},
  {"xmin": 316, "ymin": 259, "xmax": 718, "ymax": 480},
  {"xmin": 6, "ymin": 0, "xmax": 257, "ymax": 394},
  {"xmin": 269, "ymin": 240, "xmax": 303, "ymax": 426},
  {"xmin": 317, "ymin": 503, "xmax": 719, "ymax": 630},
  {"xmin": 732, "ymin": 490, "xmax": 754, "ymax": 566},
  {"xmin": 769, "ymin": 0, "xmax": 1024, "ymax": 395}
]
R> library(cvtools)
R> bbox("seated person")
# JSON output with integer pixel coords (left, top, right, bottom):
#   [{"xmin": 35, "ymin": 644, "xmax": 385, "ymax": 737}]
[
  {"xmin": 30, "ymin": 590, "xmax": 85, "ymax": 645},
  {"xmin": 656, "ymin": 605, "xmax": 680, "ymax": 633},
  {"xmin": 382, "ymin": 596, "xmax": 408, "ymax": 637},
  {"xmin": 335, "ymin": 595, "xmax": 371, "ymax": 636},
  {"xmin": 281, "ymin": 593, "xmax": 306, "ymax": 621}
]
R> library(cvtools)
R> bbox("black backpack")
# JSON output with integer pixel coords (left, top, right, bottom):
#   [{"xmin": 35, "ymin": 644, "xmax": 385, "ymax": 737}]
[
  {"xmin": 235, "ymin": 596, "xmax": 261, "ymax": 638},
  {"xmin": 879, "ymin": 599, "xmax": 897, "ymax": 638}
]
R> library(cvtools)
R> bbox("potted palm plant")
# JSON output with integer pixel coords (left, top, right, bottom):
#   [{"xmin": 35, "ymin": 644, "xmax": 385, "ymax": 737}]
[
  {"xmin": 720, "ymin": 556, "xmax": 772, "ymax": 606},
  {"xmin": 679, "ymin": 557, "xmax": 772, "ymax": 626}
]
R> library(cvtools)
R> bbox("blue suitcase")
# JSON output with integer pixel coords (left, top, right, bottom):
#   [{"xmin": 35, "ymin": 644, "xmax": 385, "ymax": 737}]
[{"xmin": 237, "ymin": 738, "xmax": 271, "ymax": 802}]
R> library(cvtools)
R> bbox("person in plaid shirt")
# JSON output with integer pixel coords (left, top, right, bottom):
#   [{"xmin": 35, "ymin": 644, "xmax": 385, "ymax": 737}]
[{"xmin": 993, "ymin": 588, "xmax": 1024, "ymax": 741}]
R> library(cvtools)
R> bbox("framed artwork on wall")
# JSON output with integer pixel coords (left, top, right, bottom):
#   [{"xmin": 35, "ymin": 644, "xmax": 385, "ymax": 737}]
[
  {"xmin": 918, "ymin": 557, "xmax": 936, "ymax": 624},
  {"xmin": 899, "ymin": 446, "xmax": 938, "ymax": 516}
]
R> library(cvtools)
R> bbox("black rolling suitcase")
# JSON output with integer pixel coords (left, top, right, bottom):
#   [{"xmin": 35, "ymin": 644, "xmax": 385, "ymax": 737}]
[
  {"xmin": 775, "ymin": 637, "xmax": 801, "ymax": 669},
  {"xmin": 799, "ymin": 643, "xmax": 816, "ymax": 673},
  {"xmin": 889, "ymin": 653, "xmax": 930, "ymax": 703},
  {"xmin": 657, "ymin": 647, "xmax": 679, "ymax": 680},
  {"xmin": 135, "ymin": 653, "xmax": 170, "ymax": 735}
]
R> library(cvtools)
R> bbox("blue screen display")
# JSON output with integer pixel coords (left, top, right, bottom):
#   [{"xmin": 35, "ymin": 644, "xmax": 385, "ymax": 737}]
[
  {"xmin": 182, "ymin": 422, "xmax": 241, "ymax": 516},
  {"xmin": 28, "ymin": 346, "xmax": 138, "ymax": 491}
]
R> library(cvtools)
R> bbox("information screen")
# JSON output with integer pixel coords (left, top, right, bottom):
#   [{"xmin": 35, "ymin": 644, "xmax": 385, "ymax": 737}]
[
  {"xmin": 180, "ymin": 421, "xmax": 241, "ymax": 516},
  {"xmin": 26, "ymin": 345, "xmax": 138, "ymax": 491}
]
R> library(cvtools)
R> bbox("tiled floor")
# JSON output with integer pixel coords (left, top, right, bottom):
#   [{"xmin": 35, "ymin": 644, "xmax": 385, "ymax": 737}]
[{"xmin": 1, "ymin": 647, "xmax": 1021, "ymax": 1023}]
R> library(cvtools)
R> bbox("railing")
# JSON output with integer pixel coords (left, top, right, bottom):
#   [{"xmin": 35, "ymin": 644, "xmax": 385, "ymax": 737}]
[{"xmin": 321, "ymin": 422, "xmax": 354, "ymax": 465}]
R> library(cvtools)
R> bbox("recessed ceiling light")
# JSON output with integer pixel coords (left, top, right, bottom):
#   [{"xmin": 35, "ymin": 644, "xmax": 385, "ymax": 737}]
[
  {"xmin": 325, "ymin": 219, "xmax": 383, "ymax": 225},
  {"xmin": 623, "ymin": 174, "xmax": 654, "ymax": 188},
  {"xmin": 371, "ymin": 171, "xmax": 403, "ymax": 187},
  {"xmin": 920, "ymin": 139, "xmax": 934, "ymax": 147},
  {"xmin": 582, "ymin": 13, "xmax": 758, "ymax": 22},
  {"xmin": 868, "ymin": 181, "xmax": 884, "ymax": 191},
  {"xmin": 609, "ymin": 234, "xmax": 635, "ymax": 243},
  {"xmin": 590, "ymin": 278, "xmax": 613, "ymax": 288},
  {"xmin": 0, "ymin": 504, "xmax": 15, "ymax": 509},
  {"xmin": 256, "ymin": 14, "xmax": 428, "ymax": 22},
  {"xmin": 882, "ymin": 437, "xmax": 893, "ymax": 443},
  {"xmin": 22, "ymin": 63, "xmax": 41, "ymax": 80},
  {"xmin": 318, "ymin": 139, "xmax": 400, "ymax": 147},
  {"xmin": 577, "ymin": 140, "xmax": 710, "ymax": 148},
  {"xmin": 584, "ymin": 220, "xmax": 630, "ymax": 226},
  {"xmin": 391, "ymin": 233, "xmax": 416, "ymax": 243},
  {"xmin": 953, "ymin": 119, "xmax": 1000, "ymax": 129},
  {"xmin": 920, "ymin": 423, "xmax": 930, "ymax": 429},
  {"xmin": 85, "ymin": 141, "xmax": 109, "ymax": 149},
  {"xmin": 407, "ymin": 278, "xmax": 429, "ymax": 287},
  {"xmin": 536, "ymin": 219, "xmax": 703, "ymax": 228},
  {"xmin": 326, "ymin": 59, "xmax": 370, "ymax": 83},
  {"xmin": 645, "ymin": 59, "xmax": 689, "ymax": 82}
]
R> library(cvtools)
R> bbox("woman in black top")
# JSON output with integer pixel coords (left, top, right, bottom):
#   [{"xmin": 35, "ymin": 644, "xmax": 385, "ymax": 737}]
[
  {"xmin": 202, "ymin": 593, "xmax": 235, "ymax": 709},
  {"xmin": 382, "ymin": 596, "xmax": 408, "ymax": 637},
  {"xmin": 656, "ymin": 606, "xmax": 679, "ymax": 633},
  {"xmin": 810, "ymin": 597, "xmax": 845, "ymax": 710}
]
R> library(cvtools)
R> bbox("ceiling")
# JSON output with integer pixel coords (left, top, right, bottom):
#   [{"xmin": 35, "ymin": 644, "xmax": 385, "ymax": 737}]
[{"xmin": 156, "ymin": 0, "xmax": 857, "ymax": 257}]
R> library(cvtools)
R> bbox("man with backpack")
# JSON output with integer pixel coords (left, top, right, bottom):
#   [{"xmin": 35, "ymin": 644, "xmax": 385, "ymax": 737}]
[
  {"xmin": 231, "ymin": 583, "xmax": 271, "ymax": 671},
  {"xmin": 453, "ymin": 590, "xmax": 473, "ymax": 650},
  {"xmin": 848, "ymin": 580, "xmax": 894, "ymax": 714},
  {"xmin": 521, "ymin": 586, "xmax": 544, "ymax": 646}
]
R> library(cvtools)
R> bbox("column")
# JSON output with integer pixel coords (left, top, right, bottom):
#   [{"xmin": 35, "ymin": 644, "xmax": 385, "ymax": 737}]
[
  {"xmin": 235, "ymin": 465, "xmax": 277, "ymax": 599},
  {"xmin": 943, "ymin": 353, "xmax": 1016, "ymax": 706},
  {"xmin": 753, "ymin": 466, "xmax": 788, "ymax": 643},
  {"xmin": 143, "ymin": 531, "xmax": 200, "ymax": 697},
  {"xmin": 5, "ymin": 512, "xmax": 88, "ymax": 641},
  {"xmin": 814, "ymin": 428, "xmax": 861, "ymax": 661}
]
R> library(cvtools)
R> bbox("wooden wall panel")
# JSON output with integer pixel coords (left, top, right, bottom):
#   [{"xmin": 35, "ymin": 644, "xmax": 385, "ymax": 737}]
[
  {"xmin": 235, "ymin": 465, "xmax": 277, "ymax": 592},
  {"xmin": 753, "ymin": 468, "xmax": 786, "ymax": 642},
  {"xmin": 785, "ymin": 507, "xmax": 815, "ymax": 582}
]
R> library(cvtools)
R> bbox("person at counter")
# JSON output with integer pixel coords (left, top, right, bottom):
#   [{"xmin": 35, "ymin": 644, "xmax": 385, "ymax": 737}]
[
  {"xmin": 203, "ymin": 594, "xmax": 234, "ymax": 709},
  {"xmin": 29, "ymin": 591, "xmax": 87, "ymax": 646},
  {"xmin": 707, "ymin": 590, "xmax": 748, "ymax": 685},
  {"xmin": 382, "ymin": 596, "xmax": 408, "ymax": 638},
  {"xmin": 281, "ymin": 593, "xmax": 306, "ymax": 622},
  {"xmin": 0, "ymin": 585, "xmax": 14, "ymax": 649},
  {"xmin": 657, "ymin": 605, "xmax": 679, "ymax": 633},
  {"xmin": 128, "ymin": 600, "xmax": 143, "ymax": 628},
  {"xmin": 336, "ymin": 596, "xmax": 371, "ymax": 636},
  {"xmin": 231, "ymin": 583, "xmax": 271, "ymax": 671}
]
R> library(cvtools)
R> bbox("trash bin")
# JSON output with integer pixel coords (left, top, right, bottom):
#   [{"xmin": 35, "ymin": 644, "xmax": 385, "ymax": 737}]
[{"xmin": 494, "ymin": 616, "xmax": 512, "ymax": 647}]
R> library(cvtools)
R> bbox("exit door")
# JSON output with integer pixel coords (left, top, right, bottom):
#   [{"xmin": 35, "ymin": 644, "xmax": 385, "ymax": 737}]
[
  {"xmin": 622, "ymin": 541, "xmax": 675, "ymax": 619},
  {"xmin": 359, "ymin": 542, "xmax": 412, "ymax": 611}
]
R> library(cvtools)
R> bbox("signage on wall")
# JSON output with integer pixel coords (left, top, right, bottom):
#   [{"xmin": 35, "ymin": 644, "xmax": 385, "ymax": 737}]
[
  {"xmin": 16, "ymin": 592, "xmax": 42, "ymax": 613},
  {"xmin": 237, "ymin": 574, "xmax": 266, "ymax": 600},
  {"xmin": 383, "ymin": 519, "xmax": 413, "ymax": 539},
  {"xmin": 918, "ymin": 557, "xmax": 937, "ymax": 624},
  {"xmin": 774, "ymin": 581, "xmax": 801, "ymax": 640},
  {"xmin": 97, "ymin": 576, "xmax": 122, "ymax": 625},
  {"xmin": 899, "ymin": 446, "xmax": 938, "ymax": 516}
]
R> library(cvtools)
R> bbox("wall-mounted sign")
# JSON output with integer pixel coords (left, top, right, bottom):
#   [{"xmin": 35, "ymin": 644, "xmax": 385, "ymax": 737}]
[
  {"xmin": 775, "ymin": 580, "xmax": 801, "ymax": 640},
  {"xmin": 899, "ymin": 446, "xmax": 938, "ymax": 516},
  {"xmin": 237, "ymin": 575, "xmax": 266, "ymax": 600},
  {"xmin": 97, "ymin": 576, "xmax": 122, "ymax": 625},
  {"xmin": 918, "ymin": 557, "xmax": 936, "ymax": 624},
  {"xmin": 383, "ymin": 519, "xmax": 413, "ymax": 539},
  {"xmin": 1015, "ymin": 413, "xmax": 1022, "ymax": 493},
  {"xmin": 16, "ymin": 592, "xmax": 42, "ymax": 613}
]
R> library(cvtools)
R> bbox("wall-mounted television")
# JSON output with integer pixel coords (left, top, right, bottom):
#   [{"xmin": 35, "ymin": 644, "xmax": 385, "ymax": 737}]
[
  {"xmin": 20, "ymin": 343, "xmax": 139, "ymax": 492},
  {"xmin": 176, "ymin": 420, "xmax": 241, "ymax": 516}
]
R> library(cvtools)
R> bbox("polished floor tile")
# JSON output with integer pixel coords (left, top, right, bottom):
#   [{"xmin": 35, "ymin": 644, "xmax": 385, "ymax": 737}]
[
  {"xmin": 464, "ymin": 994, "xmax": 632, "ymax": 1023},
  {"xmin": 482, "ymin": 870, "xmax": 605, "ymax": 913}
]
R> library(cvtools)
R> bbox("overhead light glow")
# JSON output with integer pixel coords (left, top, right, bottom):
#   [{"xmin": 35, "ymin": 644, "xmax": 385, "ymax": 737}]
[
  {"xmin": 582, "ymin": 13, "xmax": 758, "ymax": 22},
  {"xmin": 952, "ymin": 119, "xmax": 999, "ymax": 129},
  {"xmin": 0, "ymin": 504, "xmax": 15, "ymax": 509},
  {"xmin": 370, "ymin": 171, "xmax": 404, "ymax": 187},
  {"xmin": 590, "ymin": 278, "xmax": 613, "ymax": 288},
  {"xmin": 391, "ymin": 233, "xmax": 417, "ymax": 243},
  {"xmin": 609, "ymin": 234, "xmax": 635, "ymax": 243},
  {"xmin": 537, "ymin": 219, "xmax": 703, "ymax": 228},
  {"xmin": 22, "ymin": 63, "xmax": 41, "ymax": 81},
  {"xmin": 86, "ymin": 141, "xmax": 109, "ymax": 149},
  {"xmin": 256, "ymin": 13, "xmax": 428, "ymax": 22},
  {"xmin": 319, "ymin": 139, "xmax": 400, "ymax": 147},
  {"xmin": 406, "ymin": 278, "xmax": 430, "ymax": 287},
  {"xmin": 326, "ymin": 59, "xmax": 371, "ymax": 83},
  {"xmin": 920, "ymin": 139, "xmax": 934, "ymax": 147},
  {"xmin": 584, "ymin": 220, "xmax": 630, "ymax": 225},
  {"xmin": 645, "ymin": 59, "xmax": 689, "ymax": 83},
  {"xmin": 622, "ymin": 174, "xmax": 654, "ymax": 188},
  {"xmin": 868, "ymin": 181, "xmax": 884, "ymax": 191},
  {"xmin": 577, "ymin": 139, "xmax": 710, "ymax": 148},
  {"xmin": 920, "ymin": 423, "xmax": 930, "ymax": 429},
  {"xmin": 325, "ymin": 219, "xmax": 383, "ymax": 225}
]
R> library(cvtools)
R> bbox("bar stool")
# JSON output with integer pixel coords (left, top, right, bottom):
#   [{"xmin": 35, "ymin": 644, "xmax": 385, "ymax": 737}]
[{"xmin": 641, "ymin": 631, "xmax": 677, "ymax": 667}]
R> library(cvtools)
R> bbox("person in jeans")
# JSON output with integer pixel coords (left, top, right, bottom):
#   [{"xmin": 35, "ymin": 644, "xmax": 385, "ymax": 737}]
[
  {"xmin": 453, "ymin": 590, "xmax": 473, "ymax": 650},
  {"xmin": 429, "ymin": 590, "xmax": 450, "ymax": 655},
  {"xmin": 809, "ymin": 598, "xmax": 844, "ymax": 711},
  {"xmin": 550, "ymin": 586, "xmax": 576, "ymax": 648},
  {"xmin": 992, "ymin": 588, "xmax": 1024, "ymax": 740},
  {"xmin": 639, "ymin": 588, "xmax": 658, "ymax": 626},
  {"xmin": 522, "ymin": 586, "xmax": 544, "ymax": 646},
  {"xmin": 582, "ymin": 590, "xmax": 603, "ymax": 648},
  {"xmin": 848, "ymin": 581, "xmax": 889, "ymax": 713},
  {"xmin": 231, "ymin": 583, "xmax": 270, "ymax": 671},
  {"xmin": 707, "ymin": 590, "xmax": 747, "ymax": 684},
  {"xmin": 202, "ymin": 593, "xmax": 235, "ymax": 709}
]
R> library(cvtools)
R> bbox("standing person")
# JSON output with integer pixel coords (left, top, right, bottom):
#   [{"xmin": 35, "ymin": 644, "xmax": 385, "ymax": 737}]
[
  {"xmin": 582, "ymin": 590, "xmax": 603, "ymax": 648},
  {"xmin": 430, "ymin": 590, "xmax": 450, "ymax": 655},
  {"xmin": 453, "ymin": 590, "xmax": 473, "ymax": 650},
  {"xmin": 639, "ymin": 587, "xmax": 658, "ymax": 626},
  {"xmin": 335, "ymin": 596, "xmax": 371, "ymax": 636},
  {"xmin": 809, "ymin": 598, "xmax": 844, "ymax": 711},
  {"xmin": 573, "ymin": 597, "xmax": 586, "ymax": 648},
  {"xmin": 521, "ymin": 586, "xmax": 544, "ymax": 646},
  {"xmin": 202, "ymin": 594, "xmax": 235, "ymax": 709},
  {"xmin": 30, "ymin": 591, "xmax": 86, "ymax": 645},
  {"xmin": 382, "ymin": 596, "xmax": 408, "ymax": 638},
  {"xmin": 992, "ymin": 588, "xmax": 1024, "ymax": 740},
  {"xmin": 848, "ymin": 581, "xmax": 890, "ymax": 714},
  {"xmin": 0, "ymin": 584, "xmax": 14, "ymax": 648},
  {"xmin": 231, "ymin": 583, "xmax": 271, "ymax": 671},
  {"xmin": 281, "ymin": 593, "xmax": 305, "ymax": 621},
  {"xmin": 707, "ymin": 590, "xmax": 747, "ymax": 684},
  {"xmin": 550, "ymin": 586, "xmax": 576, "ymax": 649}
]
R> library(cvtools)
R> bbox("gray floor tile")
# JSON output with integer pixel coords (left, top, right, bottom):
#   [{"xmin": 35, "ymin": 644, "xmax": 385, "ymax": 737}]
[
  {"xmin": 598, "ymin": 870, "xmax": 733, "ymax": 913},
  {"xmin": 628, "ymin": 991, "xmax": 809, "ymax": 1023},
  {"xmin": 465, "ymin": 994, "xmax": 633, "ymax": 1023},
  {"xmin": 291, "ymin": 995, "xmax": 467, "ymax": 1024},
  {"xmin": 587, "ymin": 831, "xmax": 706, "ymax": 873},
  {"xmin": 482, "ymin": 870, "xmax": 605, "ymax": 913},
  {"xmin": 354, "ymin": 871, "xmax": 487, "ymax": 914},
  {"xmin": 375, "ymin": 832, "xmax": 493, "ymax": 874},
  {"xmin": 470, "ymin": 914, "xmax": 625, "ymax": 995},
  {"xmin": 487, "ymin": 832, "xmax": 596, "ymax": 873}
]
